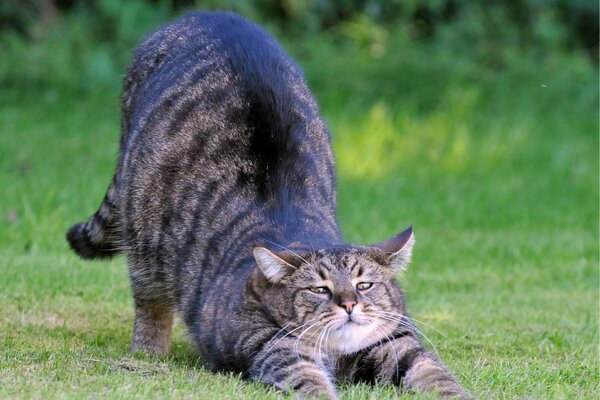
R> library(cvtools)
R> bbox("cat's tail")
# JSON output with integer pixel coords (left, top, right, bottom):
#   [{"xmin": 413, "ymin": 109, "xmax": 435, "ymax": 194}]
[{"xmin": 66, "ymin": 178, "xmax": 122, "ymax": 259}]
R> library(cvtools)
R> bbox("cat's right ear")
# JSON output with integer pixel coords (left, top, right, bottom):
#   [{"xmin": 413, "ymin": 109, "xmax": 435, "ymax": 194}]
[
  {"xmin": 253, "ymin": 247, "xmax": 296, "ymax": 283},
  {"xmin": 369, "ymin": 226, "xmax": 415, "ymax": 273}
]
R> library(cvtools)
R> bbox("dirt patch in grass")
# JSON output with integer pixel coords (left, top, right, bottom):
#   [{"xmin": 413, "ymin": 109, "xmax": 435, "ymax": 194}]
[{"xmin": 88, "ymin": 357, "xmax": 171, "ymax": 377}]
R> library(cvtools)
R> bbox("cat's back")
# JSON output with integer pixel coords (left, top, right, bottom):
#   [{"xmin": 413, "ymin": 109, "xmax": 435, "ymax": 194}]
[
  {"xmin": 119, "ymin": 11, "xmax": 332, "ymax": 179},
  {"xmin": 122, "ymin": 11, "xmax": 316, "ymax": 146},
  {"xmin": 117, "ymin": 11, "xmax": 337, "ymax": 251}
]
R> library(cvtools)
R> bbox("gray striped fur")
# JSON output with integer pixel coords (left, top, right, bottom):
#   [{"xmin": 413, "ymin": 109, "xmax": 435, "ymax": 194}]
[{"xmin": 66, "ymin": 11, "xmax": 472, "ymax": 400}]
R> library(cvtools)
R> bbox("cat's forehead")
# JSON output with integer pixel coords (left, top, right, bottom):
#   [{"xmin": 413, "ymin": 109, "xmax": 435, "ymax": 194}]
[{"xmin": 306, "ymin": 248, "xmax": 376, "ymax": 275}]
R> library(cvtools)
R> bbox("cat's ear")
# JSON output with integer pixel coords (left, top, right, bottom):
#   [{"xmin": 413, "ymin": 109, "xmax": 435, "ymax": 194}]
[
  {"xmin": 370, "ymin": 226, "xmax": 414, "ymax": 272},
  {"xmin": 253, "ymin": 247, "xmax": 297, "ymax": 283}
]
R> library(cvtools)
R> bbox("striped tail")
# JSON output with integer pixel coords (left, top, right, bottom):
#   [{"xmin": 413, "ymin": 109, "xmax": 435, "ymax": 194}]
[{"xmin": 66, "ymin": 178, "xmax": 122, "ymax": 259}]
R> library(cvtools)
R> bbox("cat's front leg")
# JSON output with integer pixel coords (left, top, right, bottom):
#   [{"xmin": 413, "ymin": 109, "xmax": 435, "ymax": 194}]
[
  {"xmin": 403, "ymin": 351, "xmax": 472, "ymax": 400},
  {"xmin": 356, "ymin": 333, "xmax": 472, "ymax": 399},
  {"xmin": 250, "ymin": 337, "xmax": 338, "ymax": 400}
]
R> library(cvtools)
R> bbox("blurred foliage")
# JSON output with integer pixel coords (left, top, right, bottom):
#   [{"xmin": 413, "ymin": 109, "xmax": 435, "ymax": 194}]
[{"xmin": 0, "ymin": 0, "xmax": 597, "ymax": 94}]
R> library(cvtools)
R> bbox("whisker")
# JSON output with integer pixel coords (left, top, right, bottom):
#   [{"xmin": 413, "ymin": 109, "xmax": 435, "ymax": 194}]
[
  {"xmin": 314, "ymin": 322, "xmax": 331, "ymax": 365},
  {"xmin": 403, "ymin": 316, "xmax": 448, "ymax": 338},
  {"xmin": 312, "ymin": 324, "xmax": 324, "ymax": 360},
  {"xmin": 374, "ymin": 313, "xmax": 440, "ymax": 356},
  {"xmin": 264, "ymin": 319, "xmax": 316, "ymax": 353},
  {"xmin": 323, "ymin": 323, "xmax": 333, "ymax": 362},
  {"xmin": 362, "ymin": 316, "xmax": 394, "ymax": 371},
  {"xmin": 262, "ymin": 240, "xmax": 310, "ymax": 265},
  {"xmin": 376, "ymin": 311, "xmax": 445, "ymax": 344},
  {"xmin": 320, "ymin": 325, "xmax": 330, "ymax": 362},
  {"xmin": 379, "ymin": 311, "xmax": 447, "ymax": 338},
  {"xmin": 293, "ymin": 320, "xmax": 322, "ymax": 360},
  {"xmin": 374, "ymin": 321, "xmax": 400, "ymax": 380}
]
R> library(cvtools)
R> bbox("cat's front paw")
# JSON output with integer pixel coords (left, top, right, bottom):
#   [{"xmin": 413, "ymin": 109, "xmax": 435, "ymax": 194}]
[
  {"xmin": 252, "ymin": 353, "xmax": 338, "ymax": 400},
  {"xmin": 291, "ymin": 385, "xmax": 338, "ymax": 400},
  {"xmin": 405, "ymin": 368, "xmax": 473, "ymax": 399}
]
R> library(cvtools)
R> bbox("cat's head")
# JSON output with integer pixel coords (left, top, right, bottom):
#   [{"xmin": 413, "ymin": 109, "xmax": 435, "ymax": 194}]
[{"xmin": 252, "ymin": 226, "xmax": 414, "ymax": 355}]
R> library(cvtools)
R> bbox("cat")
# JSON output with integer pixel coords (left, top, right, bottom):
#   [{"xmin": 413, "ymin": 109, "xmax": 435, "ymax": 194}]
[{"xmin": 66, "ymin": 11, "xmax": 471, "ymax": 400}]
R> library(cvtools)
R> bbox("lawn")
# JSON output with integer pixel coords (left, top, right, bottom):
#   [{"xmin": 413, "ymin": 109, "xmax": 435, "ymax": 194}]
[{"xmin": 0, "ymin": 18, "xmax": 598, "ymax": 399}]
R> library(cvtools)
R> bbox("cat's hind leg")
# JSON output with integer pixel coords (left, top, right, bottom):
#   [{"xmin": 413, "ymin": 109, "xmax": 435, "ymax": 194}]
[
  {"xmin": 128, "ymin": 255, "xmax": 175, "ymax": 355},
  {"xmin": 131, "ymin": 302, "xmax": 174, "ymax": 355}
]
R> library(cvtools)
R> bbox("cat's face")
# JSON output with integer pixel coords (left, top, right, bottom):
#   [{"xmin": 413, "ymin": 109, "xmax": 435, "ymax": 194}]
[{"xmin": 253, "ymin": 227, "xmax": 414, "ymax": 355}]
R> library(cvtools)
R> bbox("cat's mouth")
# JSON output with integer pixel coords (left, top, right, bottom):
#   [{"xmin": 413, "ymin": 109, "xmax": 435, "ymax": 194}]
[
  {"xmin": 336, "ymin": 311, "xmax": 369, "ymax": 327},
  {"xmin": 325, "ymin": 317, "xmax": 381, "ymax": 354},
  {"xmin": 346, "ymin": 315, "xmax": 364, "ymax": 325}
]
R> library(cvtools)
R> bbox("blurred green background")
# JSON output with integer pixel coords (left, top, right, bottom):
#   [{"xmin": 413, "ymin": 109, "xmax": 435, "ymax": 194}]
[
  {"xmin": 0, "ymin": 0, "xmax": 598, "ymax": 96},
  {"xmin": 0, "ymin": 1, "xmax": 598, "ymax": 399}
]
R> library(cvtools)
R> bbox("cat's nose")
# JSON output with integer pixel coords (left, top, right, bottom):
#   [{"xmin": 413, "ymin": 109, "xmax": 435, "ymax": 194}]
[
  {"xmin": 341, "ymin": 301, "xmax": 356, "ymax": 314},
  {"xmin": 336, "ymin": 290, "xmax": 358, "ymax": 314}
]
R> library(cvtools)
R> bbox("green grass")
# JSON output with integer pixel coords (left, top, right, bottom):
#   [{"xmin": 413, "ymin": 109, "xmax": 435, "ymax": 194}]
[{"xmin": 0, "ymin": 28, "xmax": 598, "ymax": 399}]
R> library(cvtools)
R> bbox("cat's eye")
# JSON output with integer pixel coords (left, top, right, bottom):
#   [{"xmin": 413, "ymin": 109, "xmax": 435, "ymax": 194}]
[
  {"xmin": 356, "ymin": 282, "xmax": 373, "ymax": 291},
  {"xmin": 309, "ymin": 287, "xmax": 329, "ymax": 294}
]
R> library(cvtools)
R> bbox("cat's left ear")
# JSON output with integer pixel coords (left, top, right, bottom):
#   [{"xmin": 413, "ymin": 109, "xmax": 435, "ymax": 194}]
[
  {"xmin": 370, "ymin": 226, "xmax": 414, "ymax": 272},
  {"xmin": 253, "ymin": 247, "xmax": 297, "ymax": 283}
]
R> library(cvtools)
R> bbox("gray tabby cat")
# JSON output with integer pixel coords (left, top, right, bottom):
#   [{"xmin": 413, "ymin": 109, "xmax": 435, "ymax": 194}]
[{"xmin": 67, "ymin": 11, "xmax": 471, "ymax": 400}]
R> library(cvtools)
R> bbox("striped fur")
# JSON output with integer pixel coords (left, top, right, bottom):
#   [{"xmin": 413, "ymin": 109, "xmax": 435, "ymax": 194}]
[
  {"xmin": 66, "ymin": 177, "xmax": 121, "ymax": 259},
  {"xmin": 66, "ymin": 11, "xmax": 472, "ymax": 399}
]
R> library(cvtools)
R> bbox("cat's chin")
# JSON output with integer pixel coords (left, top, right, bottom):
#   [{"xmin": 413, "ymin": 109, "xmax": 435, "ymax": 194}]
[{"xmin": 325, "ymin": 320, "xmax": 381, "ymax": 354}]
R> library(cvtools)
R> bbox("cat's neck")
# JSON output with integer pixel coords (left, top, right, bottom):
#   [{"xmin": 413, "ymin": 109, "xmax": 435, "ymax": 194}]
[{"xmin": 259, "ymin": 206, "xmax": 342, "ymax": 250}]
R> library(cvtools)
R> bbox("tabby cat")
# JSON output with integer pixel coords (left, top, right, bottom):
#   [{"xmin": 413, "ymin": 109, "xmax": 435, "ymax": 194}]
[{"xmin": 67, "ymin": 11, "xmax": 471, "ymax": 399}]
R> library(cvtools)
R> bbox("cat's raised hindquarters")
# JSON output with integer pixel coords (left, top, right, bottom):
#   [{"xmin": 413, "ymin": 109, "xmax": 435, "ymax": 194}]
[{"xmin": 66, "ymin": 11, "xmax": 472, "ymax": 399}]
